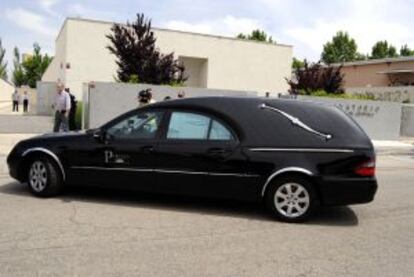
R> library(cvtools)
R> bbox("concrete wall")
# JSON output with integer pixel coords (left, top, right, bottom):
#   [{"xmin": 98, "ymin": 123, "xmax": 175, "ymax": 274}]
[
  {"xmin": 281, "ymin": 95, "xmax": 402, "ymax": 140},
  {"xmin": 42, "ymin": 17, "xmax": 292, "ymax": 99},
  {"xmin": 346, "ymin": 86, "xmax": 414, "ymax": 103},
  {"xmin": 15, "ymin": 86, "xmax": 37, "ymax": 114},
  {"xmin": 401, "ymin": 104, "xmax": 414, "ymax": 137},
  {"xmin": 35, "ymin": 82, "xmax": 58, "ymax": 115},
  {"xmin": 83, "ymin": 82, "xmax": 257, "ymax": 129}
]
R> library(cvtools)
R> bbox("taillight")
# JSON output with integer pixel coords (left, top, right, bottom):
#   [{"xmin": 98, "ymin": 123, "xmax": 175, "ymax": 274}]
[{"xmin": 355, "ymin": 159, "xmax": 376, "ymax": 177}]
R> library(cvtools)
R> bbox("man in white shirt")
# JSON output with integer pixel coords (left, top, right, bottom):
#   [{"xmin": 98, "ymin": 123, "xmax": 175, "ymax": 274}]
[
  {"xmin": 52, "ymin": 83, "xmax": 71, "ymax": 132},
  {"xmin": 22, "ymin": 91, "xmax": 29, "ymax": 113},
  {"xmin": 12, "ymin": 90, "xmax": 20, "ymax": 112}
]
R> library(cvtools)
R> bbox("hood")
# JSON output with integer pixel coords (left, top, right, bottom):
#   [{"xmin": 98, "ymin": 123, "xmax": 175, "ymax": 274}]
[{"xmin": 21, "ymin": 130, "xmax": 89, "ymax": 145}]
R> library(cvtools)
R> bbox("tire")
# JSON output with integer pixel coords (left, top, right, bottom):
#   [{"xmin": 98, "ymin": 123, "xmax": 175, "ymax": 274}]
[
  {"xmin": 265, "ymin": 175, "xmax": 318, "ymax": 223},
  {"xmin": 27, "ymin": 156, "xmax": 63, "ymax": 197}
]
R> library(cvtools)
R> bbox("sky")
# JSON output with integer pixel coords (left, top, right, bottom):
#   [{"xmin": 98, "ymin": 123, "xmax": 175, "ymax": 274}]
[{"xmin": 1, "ymin": 0, "xmax": 414, "ymax": 75}]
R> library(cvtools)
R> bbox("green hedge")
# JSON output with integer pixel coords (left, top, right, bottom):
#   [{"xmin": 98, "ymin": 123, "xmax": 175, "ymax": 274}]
[
  {"xmin": 75, "ymin": 101, "xmax": 83, "ymax": 130},
  {"xmin": 299, "ymin": 90, "xmax": 376, "ymax": 100}
]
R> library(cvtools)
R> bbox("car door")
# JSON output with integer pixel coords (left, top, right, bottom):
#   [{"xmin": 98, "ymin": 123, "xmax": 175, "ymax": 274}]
[
  {"xmin": 204, "ymin": 119, "xmax": 260, "ymax": 200},
  {"xmin": 68, "ymin": 109, "xmax": 164, "ymax": 190},
  {"xmin": 155, "ymin": 110, "xmax": 256, "ymax": 199}
]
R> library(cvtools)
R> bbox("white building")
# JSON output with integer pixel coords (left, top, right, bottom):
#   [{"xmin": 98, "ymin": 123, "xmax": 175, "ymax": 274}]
[
  {"xmin": 0, "ymin": 79, "xmax": 15, "ymax": 102},
  {"xmin": 42, "ymin": 17, "xmax": 292, "ymax": 98}
]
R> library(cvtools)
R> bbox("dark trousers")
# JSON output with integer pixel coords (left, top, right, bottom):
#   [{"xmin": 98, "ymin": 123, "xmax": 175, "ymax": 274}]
[
  {"xmin": 23, "ymin": 100, "xmax": 28, "ymax": 112},
  {"xmin": 53, "ymin": 111, "xmax": 69, "ymax": 132},
  {"xmin": 12, "ymin": 101, "xmax": 19, "ymax": 112},
  {"xmin": 69, "ymin": 111, "xmax": 76, "ymax": 130}
]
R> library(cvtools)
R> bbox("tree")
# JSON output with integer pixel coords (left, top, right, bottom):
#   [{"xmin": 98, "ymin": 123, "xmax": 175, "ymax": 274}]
[
  {"xmin": 400, "ymin": 44, "xmax": 414, "ymax": 56},
  {"xmin": 292, "ymin": 57, "xmax": 305, "ymax": 70},
  {"xmin": 237, "ymin": 29, "xmax": 274, "ymax": 43},
  {"xmin": 106, "ymin": 13, "xmax": 187, "ymax": 85},
  {"xmin": 12, "ymin": 47, "xmax": 25, "ymax": 87},
  {"xmin": 21, "ymin": 43, "xmax": 53, "ymax": 88},
  {"xmin": 370, "ymin": 40, "xmax": 399, "ymax": 59},
  {"xmin": 321, "ymin": 31, "xmax": 359, "ymax": 64},
  {"xmin": 355, "ymin": 52, "xmax": 368, "ymax": 61},
  {"xmin": 287, "ymin": 61, "xmax": 344, "ymax": 94},
  {"xmin": 0, "ymin": 38, "xmax": 7, "ymax": 81}
]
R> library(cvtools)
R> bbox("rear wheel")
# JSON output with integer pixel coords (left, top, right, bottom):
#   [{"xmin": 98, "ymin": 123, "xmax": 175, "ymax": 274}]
[
  {"xmin": 27, "ymin": 156, "xmax": 63, "ymax": 197},
  {"xmin": 265, "ymin": 175, "xmax": 318, "ymax": 222}
]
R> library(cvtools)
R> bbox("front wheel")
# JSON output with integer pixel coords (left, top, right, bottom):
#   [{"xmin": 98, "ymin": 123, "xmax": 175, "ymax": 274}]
[
  {"xmin": 265, "ymin": 175, "xmax": 318, "ymax": 222},
  {"xmin": 27, "ymin": 156, "xmax": 63, "ymax": 197}
]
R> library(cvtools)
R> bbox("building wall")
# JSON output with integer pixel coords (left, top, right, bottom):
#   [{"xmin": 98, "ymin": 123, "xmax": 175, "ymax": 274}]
[
  {"xmin": 0, "ymin": 79, "xmax": 15, "ymax": 102},
  {"xmin": 341, "ymin": 60, "xmax": 414, "ymax": 88},
  {"xmin": 178, "ymin": 56, "xmax": 208, "ymax": 88},
  {"xmin": 42, "ymin": 22, "xmax": 68, "ymax": 86},
  {"xmin": 42, "ymin": 18, "xmax": 292, "ymax": 99}
]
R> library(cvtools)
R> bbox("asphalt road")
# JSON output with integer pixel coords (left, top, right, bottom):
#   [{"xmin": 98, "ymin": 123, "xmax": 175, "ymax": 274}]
[{"xmin": 0, "ymin": 153, "xmax": 413, "ymax": 277}]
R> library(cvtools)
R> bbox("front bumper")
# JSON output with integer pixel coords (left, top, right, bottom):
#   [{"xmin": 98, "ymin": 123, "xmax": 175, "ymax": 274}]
[
  {"xmin": 317, "ymin": 176, "xmax": 378, "ymax": 206},
  {"xmin": 7, "ymin": 146, "xmax": 24, "ymax": 181}
]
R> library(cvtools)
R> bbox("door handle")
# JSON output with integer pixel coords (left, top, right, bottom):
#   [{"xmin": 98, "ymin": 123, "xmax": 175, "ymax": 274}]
[
  {"xmin": 141, "ymin": 145, "xmax": 154, "ymax": 153},
  {"xmin": 207, "ymin": 148, "xmax": 231, "ymax": 157}
]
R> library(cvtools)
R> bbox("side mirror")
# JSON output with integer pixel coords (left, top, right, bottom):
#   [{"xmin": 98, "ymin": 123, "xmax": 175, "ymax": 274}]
[{"xmin": 93, "ymin": 129, "xmax": 107, "ymax": 142}]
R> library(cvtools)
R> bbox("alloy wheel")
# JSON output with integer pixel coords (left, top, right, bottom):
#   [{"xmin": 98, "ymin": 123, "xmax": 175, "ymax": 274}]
[
  {"xmin": 29, "ymin": 161, "xmax": 48, "ymax": 192},
  {"xmin": 274, "ymin": 182, "xmax": 310, "ymax": 218}
]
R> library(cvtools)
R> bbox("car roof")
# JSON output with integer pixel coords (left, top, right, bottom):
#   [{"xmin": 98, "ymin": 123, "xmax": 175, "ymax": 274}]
[{"xmin": 146, "ymin": 96, "xmax": 372, "ymax": 149}]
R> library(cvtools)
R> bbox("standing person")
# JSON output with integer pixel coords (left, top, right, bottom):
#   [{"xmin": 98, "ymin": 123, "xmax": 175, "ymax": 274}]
[
  {"xmin": 149, "ymin": 89, "xmax": 156, "ymax": 104},
  {"xmin": 178, "ymin": 90, "xmax": 185, "ymax": 99},
  {"xmin": 12, "ymin": 90, "xmax": 19, "ymax": 112},
  {"xmin": 137, "ymin": 88, "xmax": 156, "ymax": 107},
  {"xmin": 22, "ymin": 91, "xmax": 29, "ymax": 112},
  {"xmin": 52, "ymin": 83, "xmax": 71, "ymax": 132},
  {"xmin": 65, "ymin": 88, "xmax": 77, "ymax": 130}
]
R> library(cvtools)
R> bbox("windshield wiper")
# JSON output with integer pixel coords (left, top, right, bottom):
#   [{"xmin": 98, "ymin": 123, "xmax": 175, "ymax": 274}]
[{"xmin": 260, "ymin": 103, "xmax": 332, "ymax": 141}]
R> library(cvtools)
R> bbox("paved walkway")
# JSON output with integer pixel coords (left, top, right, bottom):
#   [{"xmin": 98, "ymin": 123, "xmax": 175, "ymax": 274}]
[
  {"xmin": 0, "ymin": 114, "xmax": 53, "ymax": 133},
  {"xmin": 0, "ymin": 101, "xmax": 24, "ymax": 115}
]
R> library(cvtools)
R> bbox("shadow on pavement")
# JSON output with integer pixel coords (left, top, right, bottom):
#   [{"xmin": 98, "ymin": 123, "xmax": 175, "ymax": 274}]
[{"xmin": 0, "ymin": 181, "xmax": 358, "ymax": 226}]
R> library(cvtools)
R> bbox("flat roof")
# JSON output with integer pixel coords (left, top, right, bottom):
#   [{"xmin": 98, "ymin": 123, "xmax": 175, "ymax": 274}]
[
  {"xmin": 58, "ymin": 17, "xmax": 292, "ymax": 48},
  {"xmin": 377, "ymin": 69, "xmax": 414, "ymax": 74},
  {"xmin": 332, "ymin": 56, "xmax": 414, "ymax": 67}
]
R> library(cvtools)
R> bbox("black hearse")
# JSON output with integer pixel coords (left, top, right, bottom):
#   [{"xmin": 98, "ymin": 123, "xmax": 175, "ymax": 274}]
[{"xmin": 7, "ymin": 97, "xmax": 377, "ymax": 222}]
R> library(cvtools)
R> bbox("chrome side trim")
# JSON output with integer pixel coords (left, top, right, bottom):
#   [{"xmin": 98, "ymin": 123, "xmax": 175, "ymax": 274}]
[
  {"xmin": 71, "ymin": 166, "xmax": 259, "ymax": 177},
  {"xmin": 261, "ymin": 167, "xmax": 313, "ymax": 197},
  {"xmin": 250, "ymin": 148, "xmax": 354, "ymax": 153},
  {"xmin": 22, "ymin": 147, "xmax": 66, "ymax": 181},
  {"xmin": 259, "ymin": 103, "xmax": 332, "ymax": 140},
  {"xmin": 156, "ymin": 169, "xmax": 205, "ymax": 175},
  {"xmin": 158, "ymin": 169, "xmax": 259, "ymax": 177},
  {"xmin": 71, "ymin": 166, "xmax": 153, "ymax": 172}
]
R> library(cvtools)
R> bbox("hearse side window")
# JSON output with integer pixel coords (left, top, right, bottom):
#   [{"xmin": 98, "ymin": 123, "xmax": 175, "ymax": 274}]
[
  {"xmin": 167, "ymin": 112, "xmax": 210, "ymax": 139},
  {"xmin": 167, "ymin": 112, "xmax": 235, "ymax": 141},
  {"xmin": 209, "ymin": 120, "xmax": 234, "ymax": 140},
  {"xmin": 106, "ymin": 111, "xmax": 164, "ymax": 139}
]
